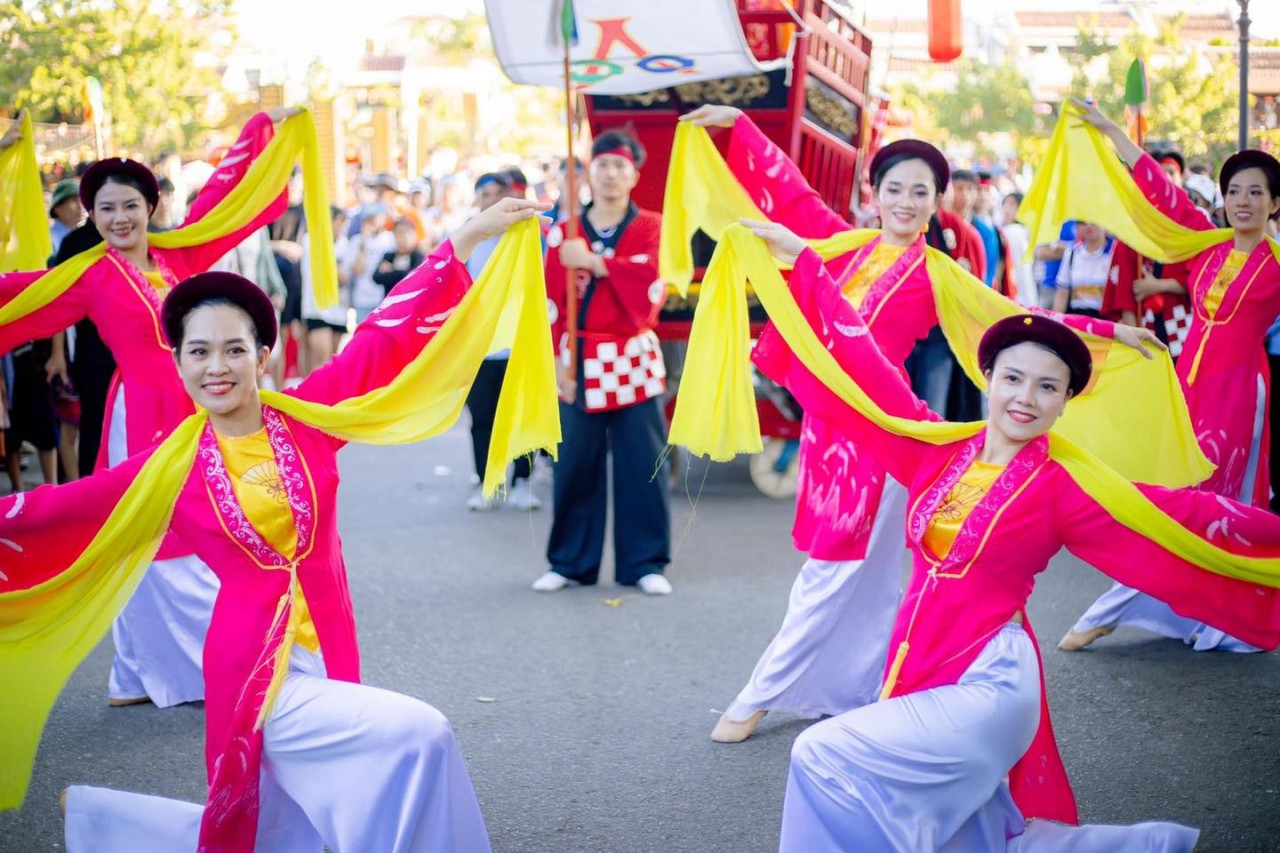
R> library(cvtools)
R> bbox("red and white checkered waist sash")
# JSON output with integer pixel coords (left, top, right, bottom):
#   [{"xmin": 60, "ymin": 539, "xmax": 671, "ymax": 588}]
[{"xmin": 567, "ymin": 329, "xmax": 667, "ymax": 412}]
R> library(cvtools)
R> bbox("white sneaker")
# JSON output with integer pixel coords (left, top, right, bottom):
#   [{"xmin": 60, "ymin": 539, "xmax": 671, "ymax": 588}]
[
  {"xmin": 466, "ymin": 487, "xmax": 497, "ymax": 512},
  {"xmin": 507, "ymin": 480, "xmax": 542, "ymax": 511},
  {"xmin": 637, "ymin": 573, "xmax": 673, "ymax": 595},
  {"xmin": 531, "ymin": 571, "xmax": 578, "ymax": 592}
]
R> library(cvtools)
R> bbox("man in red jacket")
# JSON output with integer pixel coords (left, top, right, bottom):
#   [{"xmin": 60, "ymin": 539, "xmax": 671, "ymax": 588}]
[{"xmin": 534, "ymin": 130, "xmax": 673, "ymax": 596}]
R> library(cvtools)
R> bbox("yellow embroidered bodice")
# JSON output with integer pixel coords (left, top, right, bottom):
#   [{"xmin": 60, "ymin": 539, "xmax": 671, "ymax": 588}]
[
  {"xmin": 922, "ymin": 459, "xmax": 1006, "ymax": 560},
  {"xmin": 143, "ymin": 269, "xmax": 170, "ymax": 298},
  {"xmin": 1203, "ymin": 249, "xmax": 1248, "ymax": 320},
  {"xmin": 215, "ymin": 429, "xmax": 320, "ymax": 653},
  {"xmin": 842, "ymin": 242, "xmax": 908, "ymax": 308}
]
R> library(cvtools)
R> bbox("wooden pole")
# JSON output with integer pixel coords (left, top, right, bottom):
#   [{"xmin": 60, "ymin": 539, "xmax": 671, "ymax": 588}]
[
  {"xmin": 1239, "ymin": 0, "xmax": 1252, "ymax": 151},
  {"xmin": 562, "ymin": 41, "xmax": 580, "ymax": 372}
]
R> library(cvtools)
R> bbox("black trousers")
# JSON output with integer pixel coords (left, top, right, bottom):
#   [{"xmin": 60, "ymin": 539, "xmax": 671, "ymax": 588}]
[
  {"xmin": 465, "ymin": 358, "xmax": 531, "ymax": 484},
  {"xmin": 547, "ymin": 398, "xmax": 670, "ymax": 585}
]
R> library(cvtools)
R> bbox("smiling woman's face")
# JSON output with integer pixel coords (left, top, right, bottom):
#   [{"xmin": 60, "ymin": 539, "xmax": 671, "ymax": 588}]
[
  {"xmin": 90, "ymin": 180, "xmax": 151, "ymax": 254},
  {"xmin": 983, "ymin": 341, "xmax": 1073, "ymax": 445},
  {"xmin": 174, "ymin": 303, "xmax": 269, "ymax": 424},
  {"xmin": 875, "ymin": 158, "xmax": 936, "ymax": 242}
]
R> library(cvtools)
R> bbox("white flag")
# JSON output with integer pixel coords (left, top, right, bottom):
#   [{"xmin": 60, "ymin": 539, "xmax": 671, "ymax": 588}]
[{"xmin": 485, "ymin": 0, "xmax": 787, "ymax": 95}]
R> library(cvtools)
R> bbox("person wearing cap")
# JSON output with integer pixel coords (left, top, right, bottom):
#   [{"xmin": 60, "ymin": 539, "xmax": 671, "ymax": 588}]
[
  {"xmin": 48, "ymin": 178, "xmax": 83, "ymax": 254},
  {"xmin": 738, "ymin": 219, "xmax": 1280, "ymax": 848},
  {"xmin": 1064, "ymin": 100, "xmax": 1280, "ymax": 653},
  {"xmin": 0, "ymin": 106, "xmax": 303, "ymax": 709},
  {"xmin": 1, "ymin": 196, "xmax": 548, "ymax": 850},
  {"xmin": 535, "ymin": 128, "xmax": 672, "ymax": 595},
  {"xmin": 681, "ymin": 104, "xmax": 1161, "ymax": 744}
]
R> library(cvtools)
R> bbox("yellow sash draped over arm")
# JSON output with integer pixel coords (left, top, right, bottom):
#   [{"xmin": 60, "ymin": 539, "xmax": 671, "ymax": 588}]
[
  {"xmin": 0, "ymin": 112, "xmax": 53, "ymax": 272},
  {"xmin": 1019, "ymin": 100, "xmax": 1280, "ymax": 268},
  {"xmin": 0, "ymin": 217, "xmax": 557, "ymax": 809},
  {"xmin": 661, "ymin": 123, "xmax": 1211, "ymax": 487},
  {"xmin": 0, "ymin": 109, "xmax": 338, "ymax": 327},
  {"xmin": 683, "ymin": 225, "xmax": 1280, "ymax": 588}
]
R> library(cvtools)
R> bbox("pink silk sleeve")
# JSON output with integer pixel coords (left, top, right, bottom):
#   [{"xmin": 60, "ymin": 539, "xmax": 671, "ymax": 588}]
[
  {"xmin": 288, "ymin": 240, "xmax": 473, "ymax": 407},
  {"xmin": 1131, "ymin": 153, "xmax": 1215, "ymax": 233},
  {"xmin": 752, "ymin": 247, "xmax": 940, "ymax": 486},
  {"xmin": 162, "ymin": 112, "xmax": 289, "ymax": 276},
  {"xmin": 0, "ymin": 268, "xmax": 91, "ymax": 356},
  {"xmin": 1058, "ymin": 476, "xmax": 1280, "ymax": 650},
  {"xmin": 0, "ymin": 449, "xmax": 153, "ymax": 591},
  {"xmin": 727, "ymin": 115, "xmax": 851, "ymax": 239}
]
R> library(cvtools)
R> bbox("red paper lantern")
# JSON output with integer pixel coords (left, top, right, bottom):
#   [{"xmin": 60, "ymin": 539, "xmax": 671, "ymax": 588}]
[{"xmin": 928, "ymin": 0, "xmax": 963, "ymax": 63}]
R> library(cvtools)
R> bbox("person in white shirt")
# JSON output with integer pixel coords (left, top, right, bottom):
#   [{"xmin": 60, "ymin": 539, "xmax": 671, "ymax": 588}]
[
  {"xmin": 1052, "ymin": 221, "xmax": 1114, "ymax": 317},
  {"xmin": 999, "ymin": 192, "xmax": 1037, "ymax": 309},
  {"xmin": 341, "ymin": 204, "xmax": 395, "ymax": 323}
]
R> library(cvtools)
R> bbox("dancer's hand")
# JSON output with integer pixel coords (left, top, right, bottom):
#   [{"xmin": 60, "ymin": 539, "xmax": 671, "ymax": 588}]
[
  {"xmin": 680, "ymin": 105, "xmax": 742, "ymax": 128},
  {"xmin": 452, "ymin": 198, "xmax": 552, "ymax": 262},
  {"xmin": 0, "ymin": 111, "xmax": 24, "ymax": 150},
  {"xmin": 740, "ymin": 219, "xmax": 806, "ymax": 266},
  {"xmin": 1113, "ymin": 323, "xmax": 1166, "ymax": 359},
  {"xmin": 1069, "ymin": 98, "xmax": 1114, "ymax": 132}
]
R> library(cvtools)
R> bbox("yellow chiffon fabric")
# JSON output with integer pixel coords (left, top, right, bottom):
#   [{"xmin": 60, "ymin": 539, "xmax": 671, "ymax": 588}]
[
  {"xmin": 682, "ymin": 225, "xmax": 1280, "ymax": 591},
  {"xmin": 0, "ymin": 109, "xmax": 338, "ymax": 327},
  {"xmin": 661, "ymin": 123, "xmax": 1210, "ymax": 487},
  {"xmin": 0, "ymin": 217, "xmax": 557, "ymax": 809},
  {"xmin": 0, "ymin": 111, "xmax": 53, "ymax": 272},
  {"xmin": 1019, "ymin": 100, "xmax": 1280, "ymax": 268}
]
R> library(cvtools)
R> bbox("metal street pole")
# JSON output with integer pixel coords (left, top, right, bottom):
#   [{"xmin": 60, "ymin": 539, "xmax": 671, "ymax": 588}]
[{"xmin": 1239, "ymin": 0, "xmax": 1251, "ymax": 150}]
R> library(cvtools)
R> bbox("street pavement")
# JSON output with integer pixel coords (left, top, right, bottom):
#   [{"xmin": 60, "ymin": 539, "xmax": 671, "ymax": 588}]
[{"xmin": 2, "ymin": 423, "xmax": 1279, "ymax": 852}]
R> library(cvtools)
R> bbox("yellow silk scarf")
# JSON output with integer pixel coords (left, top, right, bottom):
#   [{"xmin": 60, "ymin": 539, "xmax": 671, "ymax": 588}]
[
  {"xmin": 0, "ymin": 112, "xmax": 53, "ymax": 272},
  {"xmin": 1019, "ymin": 100, "xmax": 1280, "ymax": 267},
  {"xmin": 0, "ymin": 217, "xmax": 557, "ymax": 809},
  {"xmin": 661, "ymin": 123, "xmax": 1210, "ymax": 487},
  {"xmin": 684, "ymin": 226, "xmax": 1280, "ymax": 588},
  {"xmin": 0, "ymin": 109, "xmax": 338, "ymax": 326}
]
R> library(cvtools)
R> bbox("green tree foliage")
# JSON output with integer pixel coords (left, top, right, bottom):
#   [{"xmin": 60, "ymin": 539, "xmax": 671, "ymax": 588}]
[
  {"xmin": 0, "ymin": 0, "xmax": 232, "ymax": 156},
  {"xmin": 890, "ymin": 59, "xmax": 1044, "ymax": 162},
  {"xmin": 932, "ymin": 59, "xmax": 1041, "ymax": 140},
  {"xmin": 1069, "ymin": 16, "xmax": 1238, "ymax": 164}
]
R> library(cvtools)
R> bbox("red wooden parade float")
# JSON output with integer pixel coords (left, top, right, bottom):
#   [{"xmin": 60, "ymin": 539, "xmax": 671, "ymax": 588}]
[{"xmin": 581, "ymin": 0, "xmax": 874, "ymax": 495}]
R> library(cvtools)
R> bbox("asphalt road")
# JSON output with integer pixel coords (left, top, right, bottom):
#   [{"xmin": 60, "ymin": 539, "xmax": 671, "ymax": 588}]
[{"xmin": 3, "ymin": 424, "xmax": 1279, "ymax": 852}]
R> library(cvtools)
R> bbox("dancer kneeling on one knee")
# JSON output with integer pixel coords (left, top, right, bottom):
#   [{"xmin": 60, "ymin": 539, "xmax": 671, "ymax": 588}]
[
  {"xmin": 1, "ymin": 196, "xmax": 551, "ymax": 851},
  {"xmin": 739, "ymin": 215, "xmax": 1280, "ymax": 850}
]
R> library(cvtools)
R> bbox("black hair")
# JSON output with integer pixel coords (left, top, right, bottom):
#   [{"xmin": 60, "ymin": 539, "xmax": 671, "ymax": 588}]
[
  {"xmin": 95, "ymin": 173, "xmax": 155, "ymax": 211},
  {"xmin": 503, "ymin": 166, "xmax": 529, "ymax": 188},
  {"xmin": 950, "ymin": 169, "xmax": 978, "ymax": 185},
  {"xmin": 1004, "ymin": 191, "xmax": 1024, "ymax": 205},
  {"xmin": 474, "ymin": 171, "xmax": 511, "ymax": 192},
  {"xmin": 591, "ymin": 130, "xmax": 646, "ymax": 168},
  {"xmin": 157, "ymin": 177, "xmax": 175, "ymax": 194},
  {"xmin": 172, "ymin": 296, "xmax": 264, "ymax": 352},
  {"xmin": 871, "ymin": 152, "xmax": 942, "ymax": 194}
]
